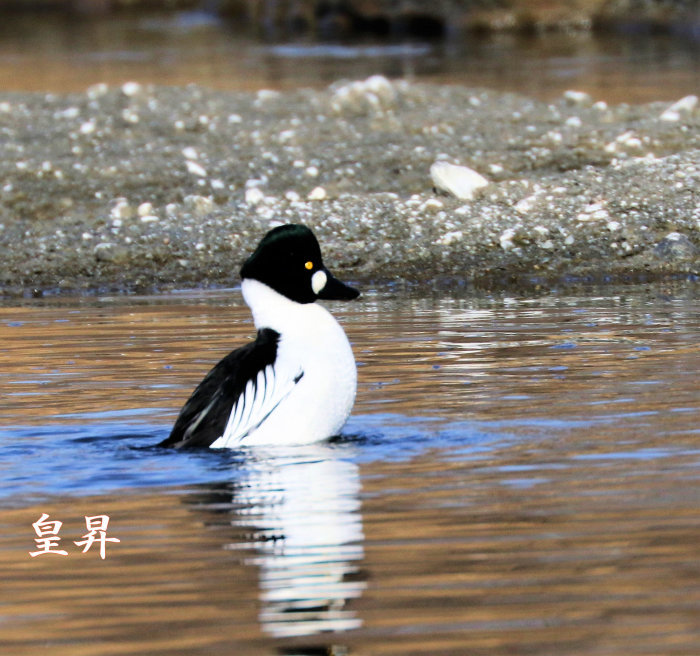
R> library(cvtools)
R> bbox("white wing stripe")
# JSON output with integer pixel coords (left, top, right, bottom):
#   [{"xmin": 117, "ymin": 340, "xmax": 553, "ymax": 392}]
[{"xmin": 218, "ymin": 363, "xmax": 301, "ymax": 447}]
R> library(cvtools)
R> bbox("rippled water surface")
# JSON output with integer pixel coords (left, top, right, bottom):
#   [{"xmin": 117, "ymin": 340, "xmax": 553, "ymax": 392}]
[{"xmin": 1, "ymin": 284, "xmax": 699, "ymax": 655}]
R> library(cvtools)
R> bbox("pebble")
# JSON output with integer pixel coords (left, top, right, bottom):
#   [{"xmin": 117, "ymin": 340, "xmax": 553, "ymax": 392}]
[
  {"xmin": 430, "ymin": 161, "xmax": 489, "ymax": 200},
  {"xmin": 185, "ymin": 160, "xmax": 207, "ymax": 177},
  {"xmin": 245, "ymin": 187, "xmax": 265, "ymax": 205},
  {"xmin": 577, "ymin": 202, "xmax": 610, "ymax": 222},
  {"xmin": 307, "ymin": 186, "xmax": 327, "ymax": 201},
  {"xmin": 660, "ymin": 95, "xmax": 698, "ymax": 122},
  {"xmin": 137, "ymin": 202, "xmax": 154, "ymax": 216},
  {"xmin": 654, "ymin": 231, "xmax": 697, "ymax": 260},
  {"xmin": 87, "ymin": 83, "xmax": 109, "ymax": 100},
  {"xmin": 79, "ymin": 120, "xmax": 96, "ymax": 135},
  {"xmin": 499, "ymin": 228, "xmax": 518, "ymax": 251},
  {"xmin": 110, "ymin": 200, "xmax": 133, "ymax": 220},
  {"xmin": 563, "ymin": 90, "xmax": 593, "ymax": 106},
  {"xmin": 0, "ymin": 81, "xmax": 697, "ymax": 294},
  {"xmin": 330, "ymin": 75, "xmax": 398, "ymax": 115},
  {"xmin": 121, "ymin": 82, "xmax": 142, "ymax": 97},
  {"xmin": 184, "ymin": 194, "xmax": 214, "ymax": 216}
]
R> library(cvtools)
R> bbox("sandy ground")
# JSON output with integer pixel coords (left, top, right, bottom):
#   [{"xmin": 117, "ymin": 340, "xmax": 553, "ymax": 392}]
[{"xmin": 0, "ymin": 78, "xmax": 697, "ymax": 296}]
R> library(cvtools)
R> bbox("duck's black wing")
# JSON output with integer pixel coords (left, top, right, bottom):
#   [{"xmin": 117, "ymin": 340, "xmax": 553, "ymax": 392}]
[{"xmin": 159, "ymin": 328, "xmax": 283, "ymax": 449}]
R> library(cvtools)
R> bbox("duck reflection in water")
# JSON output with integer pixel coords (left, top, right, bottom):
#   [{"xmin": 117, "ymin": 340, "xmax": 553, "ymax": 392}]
[{"xmin": 188, "ymin": 442, "xmax": 365, "ymax": 639}]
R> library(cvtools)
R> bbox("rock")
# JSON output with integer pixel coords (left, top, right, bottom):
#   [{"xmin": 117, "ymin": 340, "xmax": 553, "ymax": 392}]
[
  {"xmin": 245, "ymin": 187, "xmax": 265, "ymax": 205},
  {"xmin": 563, "ymin": 90, "xmax": 592, "ymax": 106},
  {"xmin": 94, "ymin": 242, "xmax": 128, "ymax": 264},
  {"xmin": 307, "ymin": 186, "xmax": 327, "ymax": 201},
  {"xmin": 430, "ymin": 161, "xmax": 489, "ymax": 200},
  {"xmin": 330, "ymin": 75, "xmax": 398, "ymax": 115},
  {"xmin": 660, "ymin": 95, "xmax": 698, "ymax": 122},
  {"xmin": 121, "ymin": 81, "xmax": 142, "ymax": 97},
  {"xmin": 653, "ymin": 232, "xmax": 698, "ymax": 261},
  {"xmin": 185, "ymin": 160, "xmax": 207, "ymax": 177},
  {"xmin": 184, "ymin": 194, "xmax": 214, "ymax": 216}
]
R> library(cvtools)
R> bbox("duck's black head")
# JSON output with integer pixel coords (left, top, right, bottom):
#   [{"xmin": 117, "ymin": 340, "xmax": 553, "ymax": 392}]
[{"xmin": 240, "ymin": 224, "xmax": 360, "ymax": 304}]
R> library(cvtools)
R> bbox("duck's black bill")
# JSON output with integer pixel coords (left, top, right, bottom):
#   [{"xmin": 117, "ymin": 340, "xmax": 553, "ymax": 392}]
[{"xmin": 318, "ymin": 271, "xmax": 360, "ymax": 301}]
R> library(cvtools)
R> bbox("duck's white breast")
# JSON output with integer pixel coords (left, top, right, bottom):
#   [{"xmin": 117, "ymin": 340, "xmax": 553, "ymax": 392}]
[{"xmin": 216, "ymin": 279, "xmax": 356, "ymax": 447}]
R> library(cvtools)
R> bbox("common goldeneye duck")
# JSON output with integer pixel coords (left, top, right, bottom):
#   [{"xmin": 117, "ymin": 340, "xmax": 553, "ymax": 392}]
[{"xmin": 159, "ymin": 224, "xmax": 359, "ymax": 449}]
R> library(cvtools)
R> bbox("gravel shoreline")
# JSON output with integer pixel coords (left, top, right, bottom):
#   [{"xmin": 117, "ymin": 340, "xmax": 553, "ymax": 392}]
[{"xmin": 0, "ymin": 78, "xmax": 697, "ymax": 296}]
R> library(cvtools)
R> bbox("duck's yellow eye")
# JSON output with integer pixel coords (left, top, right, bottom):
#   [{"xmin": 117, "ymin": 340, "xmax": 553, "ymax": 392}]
[{"xmin": 304, "ymin": 261, "xmax": 314, "ymax": 270}]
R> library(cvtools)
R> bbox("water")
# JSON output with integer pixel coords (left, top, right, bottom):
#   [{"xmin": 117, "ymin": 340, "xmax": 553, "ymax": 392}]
[
  {"xmin": 1, "ymin": 284, "xmax": 698, "ymax": 654},
  {"xmin": 0, "ymin": 12, "xmax": 698, "ymax": 102}
]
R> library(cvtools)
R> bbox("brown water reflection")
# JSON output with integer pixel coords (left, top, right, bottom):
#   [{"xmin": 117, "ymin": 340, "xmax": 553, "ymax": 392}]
[
  {"xmin": 0, "ymin": 285, "xmax": 699, "ymax": 655},
  {"xmin": 0, "ymin": 13, "xmax": 698, "ymax": 102}
]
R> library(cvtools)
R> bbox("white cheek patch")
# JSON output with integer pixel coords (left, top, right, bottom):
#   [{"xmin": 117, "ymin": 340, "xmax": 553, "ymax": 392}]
[{"xmin": 311, "ymin": 270, "xmax": 327, "ymax": 295}]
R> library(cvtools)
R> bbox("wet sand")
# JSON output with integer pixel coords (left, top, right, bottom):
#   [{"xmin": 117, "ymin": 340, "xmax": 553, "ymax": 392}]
[{"xmin": 0, "ymin": 79, "xmax": 697, "ymax": 295}]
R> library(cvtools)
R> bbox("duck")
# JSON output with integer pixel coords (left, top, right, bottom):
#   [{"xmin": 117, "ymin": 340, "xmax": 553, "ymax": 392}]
[{"xmin": 159, "ymin": 224, "xmax": 359, "ymax": 449}]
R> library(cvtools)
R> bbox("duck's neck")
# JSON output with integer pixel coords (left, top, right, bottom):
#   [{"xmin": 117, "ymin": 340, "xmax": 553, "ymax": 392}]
[{"xmin": 241, "ymin": 278, "xmax": 330, "ymax": 336}]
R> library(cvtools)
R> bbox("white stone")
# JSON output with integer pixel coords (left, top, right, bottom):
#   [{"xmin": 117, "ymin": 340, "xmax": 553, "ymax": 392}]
[
  {"xmin": 499, "ymin": 228, "xmax": 518, "ymax": 251},
  {"xmin": 563, "ymin": 90, "xmax": 592, "ymax": 105},
  {"xmin": 577, "ymin": 201, "xmax": 610, "ymax": 222},
  {"xmin": 660, "ymin": 95, "xmax": 698, "ymax": 121},
  {"xmin": 422, "ymin": 198, "xmax": 444, "ymax": 213},
  {"xmin": 437, "ymin": 230, "xmax": 463, "ymax": 246},
  {"xmin": 256, "ymin": 89, "xmax": 281, "ymax": 103},
  {"xmin": 430, "ymin": 161, "xmax": 489, "ymax": 200},
  {"xmin": 307, "ymin": 186, "xmax": 327, "ymax": 201},
  {"xmin": 121, "ymin": 81, "xmax": 142, "ymax": 97},
  {"xmin": 330, "ymin": 75, "xmax": 397, "ymax": 114},
  {"xmin": 228, "ymin": 113, "xmax": 242, "ymax": 124},
  {"xmin": 137, "ymin": 202, "xmax": 153, "ymax": 216},
  {"xmin": 110, "ymin": 200, "xmax": 132, "ymax": 220},
  {"xmin": 185, "ymin": 160, "xmax": 207, "ymax": 177},
  {"xmin": 278, "ymin": 129, "xmax": 295, "ymax": 142},
  {"xmin": 79, "ymin": 120, "xmax": 96, "ymax": 135},
  {"xmin": 182, "ymin": 146, "xmax": 199, "ymax": 160},
  {"xmin": 87, "ymin": 83, "xmax": 109, "ymax": 100},
  {"xmin": 305, "ymin": 166, "xmax": 319, "ymax": 178},
  {"xmin": 285, "ymin": 190, "xmax": 301, "ymax": 202},
  {"xmin": 184, "ymin": 194, "xmax": 214, "ymax": 216},
  {"xmin": 140, "ymin": 215, "xmax": 159, "ymax": 223},
  {"xmin": 565, "ymin": 116, "xmax": 582, "ymax": 128},
  {"xmin": 605, "ymin": 131, "xmax": 642, "ymax": 153},
  {"xmin": 515, "ymin": 193, "xmax": 540, "ymax": 215},
  {"xmin": 58, "ymin": 106, "xmax": 80, "ymax": 119},
  {"xmin": 245, "ymin": 187, "xmax": 265, "ymax": 205}
]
